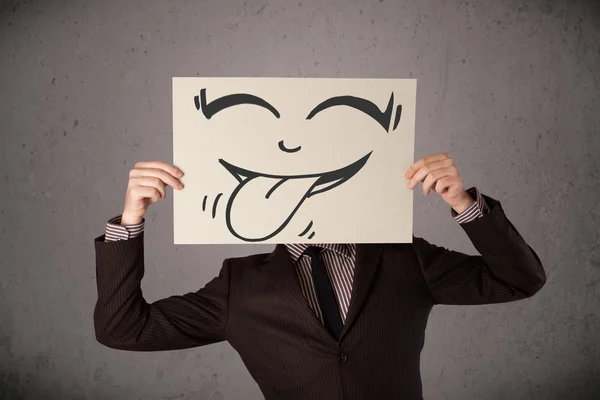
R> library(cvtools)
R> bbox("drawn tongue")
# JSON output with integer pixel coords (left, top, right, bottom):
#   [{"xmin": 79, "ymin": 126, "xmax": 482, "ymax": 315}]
[{"xmin": 228, "ymin": 175, "xmax": 321, "ymax": 240}]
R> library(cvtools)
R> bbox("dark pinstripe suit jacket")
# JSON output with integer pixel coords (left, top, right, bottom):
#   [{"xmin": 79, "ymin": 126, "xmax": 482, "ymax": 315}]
[{"xmin": 93, "ymin": 194, "xmax": 546, "ymax": 400}]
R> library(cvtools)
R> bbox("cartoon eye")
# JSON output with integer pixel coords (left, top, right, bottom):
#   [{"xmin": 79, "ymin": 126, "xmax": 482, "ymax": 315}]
[
  {"xmin": 306, "ymin": 94, "xmax": 402, "ymax": 132},
  {"xmin": 195, "ymin": 88, "xmax": 280, "ymax": 119}
]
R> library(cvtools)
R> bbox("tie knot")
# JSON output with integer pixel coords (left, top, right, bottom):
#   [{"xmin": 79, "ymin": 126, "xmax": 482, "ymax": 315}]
[{"xmin": 303, "ymin": 246, "xmax": 323, "ymax": 258}]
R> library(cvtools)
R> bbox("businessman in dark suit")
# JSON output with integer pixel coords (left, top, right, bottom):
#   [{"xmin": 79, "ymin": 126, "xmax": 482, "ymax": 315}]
[{"xmin": 93, "ymin": 152, "xmax": 546, "ymax": 400}]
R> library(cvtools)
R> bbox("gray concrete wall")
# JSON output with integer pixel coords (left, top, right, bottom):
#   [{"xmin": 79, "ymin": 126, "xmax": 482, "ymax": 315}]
[{"xmin": 1, "ymin": 0, "xmax": 599, "ymax": 399}]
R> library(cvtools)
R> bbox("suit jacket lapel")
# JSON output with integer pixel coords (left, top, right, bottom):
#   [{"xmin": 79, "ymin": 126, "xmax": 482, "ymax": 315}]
[
  {"xmin": 339, "ymin": 243, "xmax": 384, "ymax": 340},
  {"xmin": 259, "ymin": 244, "xmax": 335, "ymax": 341}
]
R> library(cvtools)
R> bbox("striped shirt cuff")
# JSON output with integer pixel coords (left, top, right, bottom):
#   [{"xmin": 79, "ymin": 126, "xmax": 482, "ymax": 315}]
[
  {"xmin": 104, "ymin": 215, "xmax": 145, "ymax": 242},
  {"xmin": 451, "ymin": 186, "xmax": 490, "ymax": 224}
]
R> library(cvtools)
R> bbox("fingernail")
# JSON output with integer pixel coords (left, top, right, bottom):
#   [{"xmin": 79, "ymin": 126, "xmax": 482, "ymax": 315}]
[{"xmin": 178, "ymin": 171, "xmax": 184, "ymax": 177}]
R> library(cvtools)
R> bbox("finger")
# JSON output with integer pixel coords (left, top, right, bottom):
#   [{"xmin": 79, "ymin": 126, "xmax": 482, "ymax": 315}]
[
  {"xmin": 422, "ymin": 167, "xmax": 454, "ymax": 195},
  {"xmin": 131, "ymin": 185, "xmax": 162, "ymax": 203},
  {"xmin": 407, "ymin": 158, "xmax": 455, "ymax": 190},
  {"xmin": 131, "ymin": 176, "xmax": 167, "ymax": 199},
  {"xmin": 433, "ymin": 176, "xmax": 453, "ymax": 194},
  {"xmin": 134, "ymin": 161, "xmax": 184, "ymax": 179},
  {"xmin": 130, "ymin": 167, "xmax": 183, "ymax": 190},
  {"xmin": 404, "ymin": 152, "xmax": 450, "ymax": 179}
]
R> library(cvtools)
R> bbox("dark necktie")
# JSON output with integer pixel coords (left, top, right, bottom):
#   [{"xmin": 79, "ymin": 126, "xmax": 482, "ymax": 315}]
[{"xmin": 303, "ymin": 246, "xmax": 343, "ymax": 340}]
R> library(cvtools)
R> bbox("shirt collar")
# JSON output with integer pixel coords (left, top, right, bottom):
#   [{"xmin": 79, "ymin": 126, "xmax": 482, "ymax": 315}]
[{"xmin": 284, "ymin": 243, "xmax": 357, "ymax": 263}]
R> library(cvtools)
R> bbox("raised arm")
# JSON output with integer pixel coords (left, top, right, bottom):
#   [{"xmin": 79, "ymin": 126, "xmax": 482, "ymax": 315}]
[
  {"xmin": 93, "ymin": 232, "xmax": 230, "ymax": 351},
  {"xmin": 413, "ymin": 194, "xmax": 546, "ymax": 305},
  {"xmin": 93, "ymin": 160, "xmax": 230, "ymax": 350}
]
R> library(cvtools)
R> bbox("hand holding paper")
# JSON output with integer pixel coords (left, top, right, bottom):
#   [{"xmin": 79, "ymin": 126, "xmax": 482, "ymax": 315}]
[
  {"xmin": 121, "ymin": 161, "xmax": 185, "ymax": 225},
  {"xmin": 404, "ymin": 152, "xmax": 474, "ymax": 214}
]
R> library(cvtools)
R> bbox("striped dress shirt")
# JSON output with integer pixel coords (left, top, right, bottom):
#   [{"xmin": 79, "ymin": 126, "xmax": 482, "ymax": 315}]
[{"xmin": 104, "ymin": 186, "xmax": 489, "ymax": 324}]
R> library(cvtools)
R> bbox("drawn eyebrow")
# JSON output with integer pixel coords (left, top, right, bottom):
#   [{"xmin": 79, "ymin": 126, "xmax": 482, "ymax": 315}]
[
  {"xmin": 306, "ymin": 94, "xmax": 395, "ymax": 132},
  {"xmin": 194, "ymin": 88, "xmax": 281, "ymax": 119}
]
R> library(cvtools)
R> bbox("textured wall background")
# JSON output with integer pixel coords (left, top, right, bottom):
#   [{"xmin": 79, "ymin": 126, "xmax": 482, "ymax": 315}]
[{"xmin": 1, "ymin": 0, "xmax": 599, "ymax": 399}]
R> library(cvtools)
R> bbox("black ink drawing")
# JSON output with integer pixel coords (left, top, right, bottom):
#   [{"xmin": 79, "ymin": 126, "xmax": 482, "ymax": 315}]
[
  {"xmin": 195, "ymin": 89, "xmax": 280, "ymax": 119},
  {"xmin": 212, "ymin": 193, "xmax": 223, "ymax": 219},
  {"xmin": 299, "ymin": 221, "xmax": 316, "ymax": 240},
  {"xmin": 306, "ymin": 94, "xmax": 395, "ymax": 132},
  {"xmin": 218, "ymin": 153, "xmax": 371, "ymax": 242},
  {"xmin": 201, "ymin": 193, "xmax": 223, "ymax": 220},
  {"xmin": 278, "ymin": 140, "xmax": 301, "ymax": 153},
  {"xmin": 194, "ymin": 88, "xmax": 403, "ymax": 242}
]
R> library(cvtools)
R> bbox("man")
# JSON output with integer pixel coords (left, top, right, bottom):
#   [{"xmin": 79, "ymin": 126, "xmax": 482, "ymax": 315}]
[{"xmin": 93, "ymin": 152, "xmax": 546, "ymax": 400}]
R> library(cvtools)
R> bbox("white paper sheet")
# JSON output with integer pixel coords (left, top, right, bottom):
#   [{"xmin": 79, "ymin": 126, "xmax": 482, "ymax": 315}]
[{"xmin": 173, "ymin": 77, "xmax": 416, "ymax": 244}]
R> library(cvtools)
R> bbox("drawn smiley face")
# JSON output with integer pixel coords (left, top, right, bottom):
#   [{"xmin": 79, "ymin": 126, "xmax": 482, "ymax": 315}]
[{"xmin": 192, "ymin": 87, "xmax": 404, "ymax": 243}]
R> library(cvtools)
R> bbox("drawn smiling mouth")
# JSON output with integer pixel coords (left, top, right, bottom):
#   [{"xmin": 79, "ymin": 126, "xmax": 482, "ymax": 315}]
[{"xmin": 218, "ymin": 152, "xmax": 372, "ymax": 242}]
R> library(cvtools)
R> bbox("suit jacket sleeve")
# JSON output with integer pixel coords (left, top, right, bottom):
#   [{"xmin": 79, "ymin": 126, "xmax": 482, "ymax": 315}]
[
  {"xmin": 412, "ymin": 194, "xmax": 547, "ymax": 305},
  {"xmin": 93, "ymin": 232, "xmax": 230, "ymax": 351}
]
